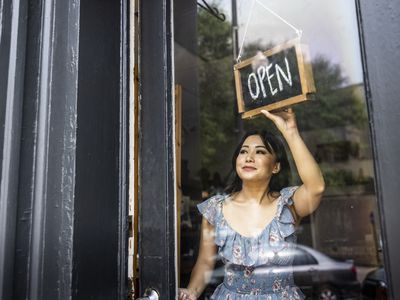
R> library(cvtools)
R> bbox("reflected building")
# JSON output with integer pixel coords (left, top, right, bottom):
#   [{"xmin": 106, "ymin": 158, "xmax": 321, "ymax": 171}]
[{"xmin": 298, "ymin": 83, "xmax": 381, "ymax": 266}]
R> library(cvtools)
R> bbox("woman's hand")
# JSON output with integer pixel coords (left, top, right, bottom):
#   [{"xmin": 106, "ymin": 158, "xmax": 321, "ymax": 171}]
[
  {"xmin": 261, "ymin": 107, "xmax": 299, "ymax": 138},
  {"xmin": 178, "ymin": 288, "xmax": 198, "ymax": 300}
]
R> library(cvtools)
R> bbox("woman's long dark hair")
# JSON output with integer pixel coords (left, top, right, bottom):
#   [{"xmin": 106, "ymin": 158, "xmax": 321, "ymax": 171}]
[{"xmin": 225, "ymin": 130, "xmax": 290, "ymax": 196}]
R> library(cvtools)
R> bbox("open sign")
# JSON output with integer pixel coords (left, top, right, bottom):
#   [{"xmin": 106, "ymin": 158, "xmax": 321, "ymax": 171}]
[{"xmin": 234, "ymin": 39, "xmax": 316, "ymax": 119}]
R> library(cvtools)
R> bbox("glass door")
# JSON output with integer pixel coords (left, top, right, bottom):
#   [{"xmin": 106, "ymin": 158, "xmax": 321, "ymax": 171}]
[{"xmin": 175, "ymin": 1, "xmax": 389, "ymax": 299}]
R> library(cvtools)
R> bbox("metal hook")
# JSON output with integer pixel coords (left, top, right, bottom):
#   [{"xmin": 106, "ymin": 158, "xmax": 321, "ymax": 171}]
[{"xmin": 197, "ymin": 0, "xmax": 226, "ymax": 22}]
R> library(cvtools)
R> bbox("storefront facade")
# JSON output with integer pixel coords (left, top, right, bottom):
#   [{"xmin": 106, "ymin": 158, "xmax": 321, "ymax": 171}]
[{"xmin": 1, "ymin": 1, "xmax": 400, "ymax": 299}]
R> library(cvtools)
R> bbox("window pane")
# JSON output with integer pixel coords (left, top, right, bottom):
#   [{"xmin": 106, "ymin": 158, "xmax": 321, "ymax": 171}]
[{"xmin": 174, "ymin": 1, "xmax": 387, "ymax": 299}]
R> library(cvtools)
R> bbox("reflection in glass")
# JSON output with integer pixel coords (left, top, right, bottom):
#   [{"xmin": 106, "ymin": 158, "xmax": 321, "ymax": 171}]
[{"xmin": 175, "ymin": 0, "xmax": 386, "ymax": 299}]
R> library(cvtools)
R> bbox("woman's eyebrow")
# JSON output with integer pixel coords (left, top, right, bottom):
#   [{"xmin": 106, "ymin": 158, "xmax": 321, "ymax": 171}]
[{"xmin": 241, "ymin": 145, "xmax": 267, "ymax": 149}]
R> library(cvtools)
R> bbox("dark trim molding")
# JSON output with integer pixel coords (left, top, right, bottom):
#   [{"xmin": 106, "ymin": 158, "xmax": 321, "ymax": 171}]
[
  {"xmin": 0, "ymin": 0, "xmax": 80, "ymax": 298},
  {"xmin": 28, "ymin": 0, "xmax": 80, "ymax": 298},
  {"xmin": 118, "ymin": 0, "xmax": 130, "ymax": 298},
  {"xmin": 0, "ymin": 0, "xmax": 28, "ymax": 298},
  {"xmin": 356, "ymin": 1, "xmax": 400, "ymax": 298},
  {"xmin": 72, "ymin": 0, "xmax": 128, "ymax": 299},
  {"xmin": 139, "ymin": 0, "xmax": 177, "ymax": 298},
  {"xmin": 1, "ymin": 0, "xmax": 129, "ymax": 299}
]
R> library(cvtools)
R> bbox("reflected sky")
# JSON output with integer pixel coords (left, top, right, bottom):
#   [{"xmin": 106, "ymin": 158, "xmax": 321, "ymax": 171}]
[{"xmin": 216, "ymin": 0, "xmax": 363, "ymax": 84}]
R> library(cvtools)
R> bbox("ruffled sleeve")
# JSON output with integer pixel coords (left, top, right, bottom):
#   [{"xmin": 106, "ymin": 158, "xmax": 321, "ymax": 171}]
[
  {"xmin": 280, "ymin": 186, "xmax": 299, "ymax": 206},
  {"xmin": 263, "ymin": 186, "xmax": 300, "ymax": 266},
  {"xmin": 197, "ymin": 195, "xmax": 223, "ymax": 226},
  {"xmin": 274, "ymin": 186, "xmax": 299, "ymax": 237}
]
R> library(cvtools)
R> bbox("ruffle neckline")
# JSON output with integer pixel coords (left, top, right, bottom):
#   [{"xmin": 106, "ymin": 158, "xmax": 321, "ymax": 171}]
[{"xmin": 197, "ymin": 186, "xmax": 299, "ymax": 267}]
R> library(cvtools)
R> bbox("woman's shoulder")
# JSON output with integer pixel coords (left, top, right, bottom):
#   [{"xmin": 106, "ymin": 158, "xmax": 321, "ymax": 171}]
[{"xmin": 197, "ymin": 193, "xmax": 227, "ymax": 226}]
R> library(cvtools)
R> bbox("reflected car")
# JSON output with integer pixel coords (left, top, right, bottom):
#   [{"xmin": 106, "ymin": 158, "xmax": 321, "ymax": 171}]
[
  {"xmin": 202, "ymin": 245, "xmax": 360, "ymax": 300},
  {"xmin": 361, "ymin": 267, "xmax": 387, "ymax": 300}
]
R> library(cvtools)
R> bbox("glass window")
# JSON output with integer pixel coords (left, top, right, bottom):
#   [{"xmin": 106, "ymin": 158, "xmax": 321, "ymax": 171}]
[
  {"xmin": 174, "ymin": 1, "xmax": 387, "ymax": 299},
  {"xmin": 292, "ymin": 248, "xmax": 318, "ymax": 266}
]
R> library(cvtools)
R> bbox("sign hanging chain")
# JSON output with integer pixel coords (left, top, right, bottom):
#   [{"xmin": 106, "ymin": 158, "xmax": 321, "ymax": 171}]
[{"xmin": 236, "ymin": 0, "xmax": 302, "ymax": 63}]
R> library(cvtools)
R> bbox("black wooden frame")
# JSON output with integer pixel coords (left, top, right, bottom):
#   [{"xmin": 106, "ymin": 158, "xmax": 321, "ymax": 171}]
[
  {"xmin": 72, "ymin": 0, "xmax": 129, "ymax": 299},
  {"xmin": 138, "ymin": 0, "xmax": 177, "ymax": 298},
  {"xmin": 0, "ymin": 1, "xmax": 81, "ymax": 298},
  {"xmin": 135, "ymin": 1, "xmax": 400, "ymax": 299},
  {"xmin": 356, "ymin": 1, "xmax": 400, "ymax": 299},
  {"xmin": 1, "ymin": 0, "xmax": 399, "ymax": 299},
  {"xmin": 0, "ymin": 0, "xmax": 129, "ymax": 299},
  {"xmin": 0, "ymin": 1, "xmax": 29, "ymax": 298}
]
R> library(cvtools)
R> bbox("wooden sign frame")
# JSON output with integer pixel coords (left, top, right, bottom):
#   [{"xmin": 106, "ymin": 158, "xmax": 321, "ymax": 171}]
[{"xmin": 233, "ymin": 38, "xmax": 316, "ymax": 119}]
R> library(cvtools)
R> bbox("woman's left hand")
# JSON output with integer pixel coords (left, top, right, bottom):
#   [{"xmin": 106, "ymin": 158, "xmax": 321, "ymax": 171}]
[
  {"xmin": 261, "ymin": 107, "xmax": 298, "ymax": 137},
  {"xmin": 178, "ymin": 288, "xmax": 197, "ymax": 300}
]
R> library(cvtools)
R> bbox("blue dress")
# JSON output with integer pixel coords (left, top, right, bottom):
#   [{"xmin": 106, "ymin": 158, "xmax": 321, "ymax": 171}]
[{"xmin": 197, "ymin": 186, "xmax": 305, "ymax": 300}]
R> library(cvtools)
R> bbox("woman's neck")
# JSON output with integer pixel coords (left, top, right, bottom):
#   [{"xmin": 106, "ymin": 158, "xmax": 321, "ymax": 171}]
[{"xmin": 236, "ymin": 181, "xmax": 270, "ymax": 203}]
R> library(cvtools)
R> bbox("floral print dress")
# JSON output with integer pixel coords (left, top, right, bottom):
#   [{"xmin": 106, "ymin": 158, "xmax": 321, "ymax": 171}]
[{"xmin": 197, "ymin": 186, "xmax": 305, "ymax": 300}]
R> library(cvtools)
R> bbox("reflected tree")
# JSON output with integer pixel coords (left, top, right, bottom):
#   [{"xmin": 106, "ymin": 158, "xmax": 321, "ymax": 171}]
[
  {"xmin": 198, "ymin": 6, "xmax": 235, "ymax": 174},
  {"xmin": 295, "ymin": 55, "xmax": 367, "ymax": 132},
  {"xmin": 242, "ymin": 54, "xmax": 368, "ymax": 133},
  {"xmin": 198, "ymin": 7, "xmax": 369, "ymax": 187}
]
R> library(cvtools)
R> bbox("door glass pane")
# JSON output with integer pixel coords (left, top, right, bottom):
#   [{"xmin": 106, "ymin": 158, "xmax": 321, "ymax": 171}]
[{"xmin": 174, "ymin": 1, "xmax": 388, "ymax": 299}]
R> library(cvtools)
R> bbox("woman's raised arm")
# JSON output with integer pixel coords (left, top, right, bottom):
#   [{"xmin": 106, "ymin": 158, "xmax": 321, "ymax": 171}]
[{"xmin": 261, "ymin": 108, "xmax": 325, "ymax": 218}]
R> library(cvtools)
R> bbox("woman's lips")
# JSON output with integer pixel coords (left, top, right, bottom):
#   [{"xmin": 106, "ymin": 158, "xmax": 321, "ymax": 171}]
[{"xmin": 242, "ymin": 166, "xmax": 257, "ymax": 171}]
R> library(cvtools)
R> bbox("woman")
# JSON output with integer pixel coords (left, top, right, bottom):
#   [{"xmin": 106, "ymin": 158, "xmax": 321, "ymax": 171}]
[{"xmin": 179, "ymin": 108, "xmax": 325, "ymax": 299}]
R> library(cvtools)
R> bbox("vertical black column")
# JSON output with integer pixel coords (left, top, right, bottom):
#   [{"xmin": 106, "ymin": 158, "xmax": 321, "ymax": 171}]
[
  {"xmin": 139, "ymin": 0, "xmax": 177, "ymax": 298},
  {"xmin": 356, "ymin": 1, "xmax": 400, "ymax": 299},
  {"xmin": 1, "ymin": 0, "xmax": 80, "ymax": 299},
  {"xmin": 72, "ymin": 0, "xmax": 129, "ymax": 299},
  {"xmin": 0, "ymin": 0, "xmax": 129, "ymax": 299},
  {"xmin": 0, "ymin": 1, "xmax": 28, "ymax": 299}
]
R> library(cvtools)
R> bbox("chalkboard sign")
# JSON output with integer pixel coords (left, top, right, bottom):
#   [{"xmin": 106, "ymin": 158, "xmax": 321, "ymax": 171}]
[{"xmin": 234, "ymin": 39, "xmax": 315, "ymax": 119}]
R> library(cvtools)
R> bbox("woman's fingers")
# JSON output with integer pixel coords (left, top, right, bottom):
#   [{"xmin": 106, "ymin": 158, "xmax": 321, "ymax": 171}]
[
  {"xmin": 178, "ymin": 289, "xmax": 185, "ymax": 300},
  {"xmin": 261, "ymin": 107, "xmax": 295, "ymax": 121},
  {"xmin": 180, "ymin": 290, "xmax": 189, "ymax": 300},
  {"xmin": 261, "ymin": 107, "xmax": 298, "ymax": 135},
  {"xmin": 261, "ymin": 109, "xmax": 286, "ymax": 128},
  {"xmin": 260, "ymin": 109, "xmax": 278, "ymax": 122},
  {"xmin": 178, "ymin": 288, "xmax": 196, "ymax": 300}
]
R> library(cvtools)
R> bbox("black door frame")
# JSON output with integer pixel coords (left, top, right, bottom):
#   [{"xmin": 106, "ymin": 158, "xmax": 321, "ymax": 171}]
[
  {"xmin": 1, "ymin": 0, "xmax": 399, "ymax": 299},
  {"xmin": 357, "ymin": 1, "xmax": 400, "ymax": 298},
  {"xmin": 138, "ymin": 0, "xmax": 177, "ymax": 298},
  {"xmin": 136, "ymin": 1, "xmax": 400, "ymax": 299},
  {"xmin": 0, "ymin": 0, "xmax": 130, "ymax": 299}
]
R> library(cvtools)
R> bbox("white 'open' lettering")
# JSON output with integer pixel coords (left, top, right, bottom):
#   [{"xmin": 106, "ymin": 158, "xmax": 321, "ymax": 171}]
[
  {"xmin": 257, "ymin": 66, "xmax": 267, "ymax": 98},
  {"xmin": 275, "ymin": 57, "xmax": 292, "ymax": 91},
  {"xmin": 246, "ymin": 56, "xmax": 292, "ymax": 99},
  {"xmin": 247, "ymin": 73, "xmax": 260, "ymax": 99},
  {"xmin": 266, "ymin": 64, "xmax": 277, "ymax": 96}
]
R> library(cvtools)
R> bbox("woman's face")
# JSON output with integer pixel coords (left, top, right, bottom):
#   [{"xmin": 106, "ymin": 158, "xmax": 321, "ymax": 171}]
[{"xmin": 236, "ymin": 135, "xmax": 280, "ymax": 184}]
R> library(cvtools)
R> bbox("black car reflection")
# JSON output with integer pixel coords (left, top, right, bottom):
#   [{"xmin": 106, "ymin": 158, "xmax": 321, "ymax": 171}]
[
  {"xmin": 361, "ymin": 267, "xmax": 387, "ymax": 300},
  {"xmin": 203, "ymin": 245, "xmax": 360, "ymax": 300}
]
